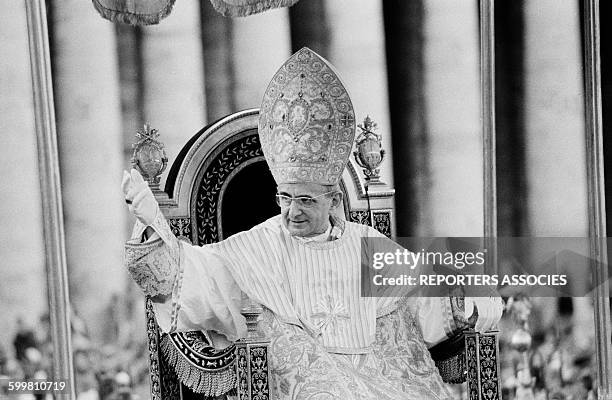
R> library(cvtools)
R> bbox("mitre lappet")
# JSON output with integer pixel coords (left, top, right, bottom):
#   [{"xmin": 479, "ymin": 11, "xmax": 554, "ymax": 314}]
[{"xmin": 258, "ymin": 47, "xmax": 356, "ymax": 185}]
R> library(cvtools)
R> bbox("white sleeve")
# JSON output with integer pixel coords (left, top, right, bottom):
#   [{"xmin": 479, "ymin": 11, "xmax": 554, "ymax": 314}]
[
  {"xmin": 152, "ymin": 242, "xmax": 247, "ymax": 341},
  {"xmin": 415, "ymin": 297, "xmax": 456, "ymax": 348},
  {"xmin": 127, "ymin": 209, "xmax": 247, "ymax": 341}
]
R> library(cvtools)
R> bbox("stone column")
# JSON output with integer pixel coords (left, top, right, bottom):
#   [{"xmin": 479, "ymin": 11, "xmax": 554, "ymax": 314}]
[
  {"xmin": 114, "ymin": 24, "xmax": 148, "ymax": 345},
  {"xmin": 524, "ymin": 1, "xmax": 587, "ymax": 237},
  {"xmin": 495, "ymin": 0, "xmax": 527, "ymax": 237},
  {"xmin": 326, "ymin": 0, "xmax": 394, "ymax": 188},
  {"xmin": 140, "ymin": 0, "xmax": 206, "ymax": 186},
  {"xmin": 523, "ymin": 1, "xmax": 591, "ymax": 345},
  {"xmin": 115, "ymin": 24, "xmax": 144, "ymax": 169},
  {"xmin": 231, "ymin": 9, "xmax": 291, "ymax": 110},
  {"xmin": 49, "ymin": 0, "xmax": 126, "ymax": 342},
  {"xmin": 423, "ymin": 0, "xmax": 482, "ymax": 236},
  {"xmin": 383, "ymin": 0, "xmax": 428, "ymax": 236},
  {"xmin": 200, "ymin": 0, "xmax": 236, "ymax": 122},
  {"xmin": 289, "ymin": 0, "xmax": 330, "ymax": 57},
  {"xmin": 0, "ymin": 1, "xmax": 46, "ymax": 353}
]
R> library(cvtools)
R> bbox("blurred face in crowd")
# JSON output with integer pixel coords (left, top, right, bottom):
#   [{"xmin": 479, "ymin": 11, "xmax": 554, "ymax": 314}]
[{"xmin": 276, "ymin": 182, "xmax": 342, "ymax": 237}]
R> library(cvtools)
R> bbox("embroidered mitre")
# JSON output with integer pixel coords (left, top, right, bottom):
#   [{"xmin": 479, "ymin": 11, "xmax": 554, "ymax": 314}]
[{"xmin": 258, "ymin": 47, "xmax": 356, "ymax": 185}]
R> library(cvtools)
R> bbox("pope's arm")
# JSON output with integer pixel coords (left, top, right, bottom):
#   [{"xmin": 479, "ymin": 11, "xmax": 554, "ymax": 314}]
[
  {"xmin": 122, "ymin": 170, "xmax": 247, "ymax": 341},
  {"xmin": 368, "ymin": 227, "xmax": 503, "ymax": 347},
  {"xmin": 378, "ymin": 288, "xmax": 503, "ymax": 348},
  {"xmin": 377, "ymin": 296, "xmax": 458, "ymax": 348}
]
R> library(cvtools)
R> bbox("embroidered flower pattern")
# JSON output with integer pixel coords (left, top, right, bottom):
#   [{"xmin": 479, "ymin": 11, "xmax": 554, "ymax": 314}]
[{"xmin": 310, "ymin": 295, "xmax": 350, "ymax": 334}]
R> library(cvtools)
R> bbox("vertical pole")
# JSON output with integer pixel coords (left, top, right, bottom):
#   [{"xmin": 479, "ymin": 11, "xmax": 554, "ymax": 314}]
[
  {"xmin": 24, "ymin": 1, "xmax": 75, "ymax": 398},
  {"xmin": 479, "ymin": 3, "xmax": 502, "ymax": 399},
  {"xmin": 480, "ymin": 0, "xmax": 497, "ymax": 276},
  {"xmin": 583, "ymin": 0, "xmax": 612, "ymax": 398}
]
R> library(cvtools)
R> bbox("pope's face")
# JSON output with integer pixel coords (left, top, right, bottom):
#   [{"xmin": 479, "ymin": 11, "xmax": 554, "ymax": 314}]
[{"xmin": 277, "ymin": 182, "xmax": 341, "ymax": 237}]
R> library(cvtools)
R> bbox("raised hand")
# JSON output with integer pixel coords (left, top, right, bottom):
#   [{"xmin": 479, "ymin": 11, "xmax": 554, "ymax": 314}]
[{"xmin": 122, "ymin": 169, "xmax": 158, "ymax": 225}]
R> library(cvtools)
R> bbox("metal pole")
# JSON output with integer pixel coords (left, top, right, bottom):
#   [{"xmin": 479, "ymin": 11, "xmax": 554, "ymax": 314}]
[
  {"xmin": 479, "ymin": 3, "xmax": 504, "ymax": 400},
  {"xmin": 583, "ymin": 0, "xmax": 612, "ymax": 398},
  {"xmin": 480, "ymin": 0, "xmax": 497, "ymax": 275},
  {"xmin": 24, "ymin": 0, "xmax": 75, "ymax": 398}
]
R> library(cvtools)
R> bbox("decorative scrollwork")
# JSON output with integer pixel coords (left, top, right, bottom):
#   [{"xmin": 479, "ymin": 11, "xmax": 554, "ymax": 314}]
[
  {"xmin": 466, "ymin": 335, "xmax": 479, "ymax": 400},
  {"xmin": 349, "ymin": 210, "xmax": 370, "ymax": 226},
  {"xmin": 145, "ymin": 299, "xmax": 162, "ymax": 400},
  {"xmin": 195, "ymin": 134, "xmax": 263, "ymax": 245},
  {"xmin": 146, "ymin": 298, "xmax": 181, "ymax": 399},
  {"xmin": 166, "ymin": 331, "xmax": 236, "ymax": 370},
  {"xmin": 235, "ymin": 345, "xmax": 270, "ymax": 400},
  {"xmin": 372, "ymin": 211, "xmax": 391, "ymax": 238},
  {"xmin": 348, "ymin": 210, "xmax": 392, "ymax": 238},
  {"xmin": 479, "ymin": 334, "xmax": 500, "ymax": 400},
  {"xmin": 161, "ymin": 330, "xmax": 237, "ymax": 396},
  {"xmin": 465, "ymin": 333, "xmax": 500, "ymax": 400},
  {"xmin": 168, "ymin": 218, "xmax": 192, "ymax": 243},
  {"xmin": 236, "ymin": 347, "xmax": 249, "ymax": 400},
  {"xmin": 250, "ymin": 346, "xmax": 270, "ymax": 400},
  {"xmin": 159, "ymin": 352, "xmax": 181, "ymax": 399}
]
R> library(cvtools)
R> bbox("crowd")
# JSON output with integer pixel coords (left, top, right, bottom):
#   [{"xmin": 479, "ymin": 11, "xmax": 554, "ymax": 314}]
[
  {"xmin": 499, "ymin": 297, "xmax": 599, "ymax": 400},
  {"xmin": 0, "ymin": 311, "xmax": 150, "ymax": 400}
]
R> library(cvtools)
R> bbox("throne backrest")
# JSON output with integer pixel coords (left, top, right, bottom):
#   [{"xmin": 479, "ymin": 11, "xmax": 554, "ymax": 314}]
[
  {"xmin": 145, "ymin": 109, "xmax": 396, "ymax": 400},
  {"xmin": 158, "ymin": 109, "xmax": 396, "ymax": 244}
]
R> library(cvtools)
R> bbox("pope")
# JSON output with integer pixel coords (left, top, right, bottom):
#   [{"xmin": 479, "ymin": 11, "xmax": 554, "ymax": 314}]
[{"xmin": 122, "ymin": 47, "xmax": 503, "ymax": 399}]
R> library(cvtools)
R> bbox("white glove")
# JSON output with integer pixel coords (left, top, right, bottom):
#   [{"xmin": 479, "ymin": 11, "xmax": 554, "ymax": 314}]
[
  {"xmin": 465, "ymin": 297, "xmax": 504, "ymax": 332},
  {"xmin": 122, "ymin": 169, "xmax": 158, "ymax": 226}
]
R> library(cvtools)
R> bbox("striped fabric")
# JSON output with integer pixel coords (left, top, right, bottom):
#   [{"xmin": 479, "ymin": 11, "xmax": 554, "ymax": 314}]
[
  {"xmin": 207, "ymin": 215, "xmax": 388, "ymax": 353},
  {"xmin": 146, "ymin": 214, "xmax": 438, "ymax": 354}
]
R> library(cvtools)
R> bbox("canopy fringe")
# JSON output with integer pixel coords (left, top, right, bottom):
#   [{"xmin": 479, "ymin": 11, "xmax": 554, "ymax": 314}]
[
  {"xmin": 209, "ymin": 0, "xmax": 299, "ymax": 17},
  {"xmin": 92, "ymin": 0, "xmax": 175, "ymax": 25}
]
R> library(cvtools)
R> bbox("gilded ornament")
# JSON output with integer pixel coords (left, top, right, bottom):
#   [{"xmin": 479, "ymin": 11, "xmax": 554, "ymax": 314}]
[
  {"xmin": 354, "ymin": 116, "xmax": 385, "ymax": 183},
  {"xmin": 131, "ymin": 124, "xmax": 168, "ymax": 191}
]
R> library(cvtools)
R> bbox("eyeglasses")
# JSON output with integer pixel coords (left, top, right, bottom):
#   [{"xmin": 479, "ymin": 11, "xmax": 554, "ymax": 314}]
[{"xmin": 275, "ymin": 191, "xmax": 336, "ymax": 208}]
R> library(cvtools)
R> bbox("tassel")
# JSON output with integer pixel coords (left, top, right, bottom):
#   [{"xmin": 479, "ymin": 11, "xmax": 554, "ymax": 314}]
[
  {"xmin": 429, "ymin": 331, "xmax": 467, "ymax": 383},
  {"xmin": 209, "ymin": 0, "xmax": 300, "ymax": 17},
  {"xmin": 160, "ymin": 334, "xmax": 237, "ymax": 396},
  {"xmin": 92, "ymin": 0, "xmax": 176, "ymax": 26},
  {"xmin": 434, "ymin": 353, "xmax": 466, "ymax": 384}
]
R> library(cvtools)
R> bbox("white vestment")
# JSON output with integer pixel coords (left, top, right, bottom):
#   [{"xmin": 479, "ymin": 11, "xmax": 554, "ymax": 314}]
[{"xmin": 127, "ymin": 214, "xmax": 458, "ymax": 399}]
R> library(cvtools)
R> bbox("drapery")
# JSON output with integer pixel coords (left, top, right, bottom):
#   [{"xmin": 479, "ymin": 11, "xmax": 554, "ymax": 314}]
[
  {"xmin": 92, "ymin": 0, "xmax": 299, "ymax": 24},
  {"xmin": 92, "ymin": 0, "xmax": 176, "ymax": 25},
  {"xmin": 209, "ymin": 0, "xmax": 300, "ymax": 17}
]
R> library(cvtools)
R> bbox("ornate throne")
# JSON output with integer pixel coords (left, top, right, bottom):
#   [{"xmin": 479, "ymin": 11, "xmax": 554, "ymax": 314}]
[
  {"xmin": 140, "ymin": 108, "xmax": 501, "ymax": 400},
  {"xmin": 143, "ymin": 109, "xmax": 395, "ymax": 399}
]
